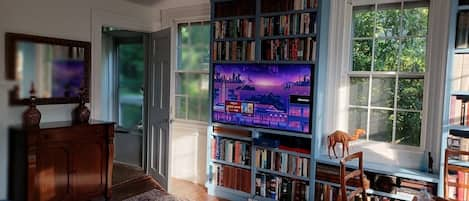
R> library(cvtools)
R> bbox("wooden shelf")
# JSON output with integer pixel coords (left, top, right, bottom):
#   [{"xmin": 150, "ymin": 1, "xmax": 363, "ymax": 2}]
[
  {"xmin": 259, "ymin": 60, "xmax": 316, "ymax": 65},
  {"xmin": 211, "ymin": 159, "xmax": 251, "ymax": 170},
  {"xmin": 260, "ymin": 34, "xmax": 316, "ymax": 40},
  {"xmin": 213, "ymin": 38, "xmax": 255, "ymax": 42},
  {"xmin": 212, "ymin": 132, "xmax": 252, "ymax": 142},
  {"xmin": 213, "ymin": 15, "xmax": 256, "ymax": 21},
  {"xmin": 260, "ymin": 8, "xmax": 318, "ymax": 17},
  {"xmin": 448, "ymin": 159, "xmax": 469, "ymax": 168},
  {"xmin": 254, "ymin": 145, "xmax": 311, "ymax": 158},
  {"xmin": 315, "ymin": 180, "xmax": 416, "ymax": 201},
  {"xmin": 256, "ymin": 167, "xmax": 310, "ymax": 182}
]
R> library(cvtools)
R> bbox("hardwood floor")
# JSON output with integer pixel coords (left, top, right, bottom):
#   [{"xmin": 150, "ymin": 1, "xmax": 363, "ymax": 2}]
[
  {"xmin": 169, "ymin": 178, "xmax": 228, "ymax": 201},
  {"xmin": 111, "ymin": 163, "xmax": 226, "ymax": 201}
]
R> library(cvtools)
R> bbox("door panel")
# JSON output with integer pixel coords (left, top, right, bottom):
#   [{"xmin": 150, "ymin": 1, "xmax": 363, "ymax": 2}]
[
  {"xmin": 146, "ymin": 28, "xmax": 171, "ymax": 190},
  {"xmin": 37, "ymin": 144, "xmax": 72, "ymax": 201}
]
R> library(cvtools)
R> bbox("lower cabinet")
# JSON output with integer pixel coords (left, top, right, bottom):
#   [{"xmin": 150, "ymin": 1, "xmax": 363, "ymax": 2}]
[{"xmin": 9, "ymin": 121, "xmax": 114, "ymax": 201}]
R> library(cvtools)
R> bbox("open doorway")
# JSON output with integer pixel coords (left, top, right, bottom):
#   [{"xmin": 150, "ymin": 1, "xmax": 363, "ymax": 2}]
[{"xmin": 102, "ymin": 27, "xmax": 147, "ymax": 185}]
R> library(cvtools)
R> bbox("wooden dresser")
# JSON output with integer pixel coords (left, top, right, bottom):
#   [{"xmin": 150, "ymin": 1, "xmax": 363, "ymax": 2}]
[{"xmin": 9, "ymin": 121, "xmax": 115, "ymax": 201}]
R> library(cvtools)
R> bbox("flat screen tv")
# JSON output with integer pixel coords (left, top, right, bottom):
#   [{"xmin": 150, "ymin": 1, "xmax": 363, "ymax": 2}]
[{"xmin": 212, "ymin": 64, "xmax": 312, "ymax": 134}]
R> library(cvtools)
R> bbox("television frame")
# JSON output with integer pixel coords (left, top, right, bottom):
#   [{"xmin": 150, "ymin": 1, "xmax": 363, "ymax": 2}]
[{"xmin": 210, "ymin": 63, "xmax": 314, "ymax": 134}]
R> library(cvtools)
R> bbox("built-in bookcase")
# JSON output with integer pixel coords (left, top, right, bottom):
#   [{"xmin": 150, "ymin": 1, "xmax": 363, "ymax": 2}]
[
  {"xmin": 442, "ymin": 0, "xmax": 469, "ymax": 197},
  {"xmin": 207, "ymin": 0, "xmax": 322, "ymax": 200},
  {"xmin": 206, "ymin": 0, "xmax": 321, "ymax": 201}
]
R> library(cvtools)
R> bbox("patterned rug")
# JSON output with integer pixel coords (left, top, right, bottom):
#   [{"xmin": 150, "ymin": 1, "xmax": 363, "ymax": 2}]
[{"xmin": 123, "ymin": 189, "xmax": 191, "ymax": 201}]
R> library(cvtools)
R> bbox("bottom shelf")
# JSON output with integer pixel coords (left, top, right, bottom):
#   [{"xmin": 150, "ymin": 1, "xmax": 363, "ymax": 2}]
[
  {"xmin": 315, "ymin": 180, "xmax": 415, "ymax": 201},
  {"xmin": 207, "ymin": 184, "xmax": 251, "ymax": 201}
]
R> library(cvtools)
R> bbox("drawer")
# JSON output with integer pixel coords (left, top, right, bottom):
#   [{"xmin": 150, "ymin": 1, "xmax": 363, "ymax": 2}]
[{"xmin": 39, "ymin": 125, "xmax": 106, "ymax": 143}]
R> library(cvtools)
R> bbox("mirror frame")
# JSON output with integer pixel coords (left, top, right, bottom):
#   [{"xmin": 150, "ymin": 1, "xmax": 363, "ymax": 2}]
[{"xmin": 5, "ymin": 32, "xmax": 91, "ymax": 105}]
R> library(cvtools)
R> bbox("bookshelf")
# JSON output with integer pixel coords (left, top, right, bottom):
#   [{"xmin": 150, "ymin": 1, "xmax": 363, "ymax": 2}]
[
  {"xmin": 442, "ymin": 0, "xmax": 469, "ymax": 197},
  {"xmin": 207, "ymin": 0, "xmax": 325, "ymax": 200}
]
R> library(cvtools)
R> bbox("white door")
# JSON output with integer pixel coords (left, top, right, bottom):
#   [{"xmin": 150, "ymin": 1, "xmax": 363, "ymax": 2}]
[{"xmin": 145, "ymin": 28, "xmax": 171, "ymax": 190}]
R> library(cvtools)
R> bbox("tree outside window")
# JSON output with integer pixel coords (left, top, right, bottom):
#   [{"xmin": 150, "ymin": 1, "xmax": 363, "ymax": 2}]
[{"xmin": 349, "ymin": 1, "xmax": 428, "ymax": 147}]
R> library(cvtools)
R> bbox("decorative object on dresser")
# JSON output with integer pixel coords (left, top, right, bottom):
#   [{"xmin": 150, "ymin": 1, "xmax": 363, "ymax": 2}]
[
  {"xmin": 22, "ymin": 82, "xmax": 41, "ymax": 127},
  {"xmin": 72, "ymin": 87, "xmax": 90, "ymax": 124},
  {"xmin": 327, "ymin": 129, "xmax": 366, "ymax": 159},
  {"xmin": 8, "ymin": 121, "xmax": 115, "ymax": 201},
  {"xmin": 5, "ymin": 32, "xmax": 91, "ymax": 105}
]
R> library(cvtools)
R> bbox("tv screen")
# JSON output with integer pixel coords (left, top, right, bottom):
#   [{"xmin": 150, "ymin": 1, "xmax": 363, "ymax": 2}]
[{"xmin": 212, "ymin": 64, "xmax": 312, "ymax": 134}]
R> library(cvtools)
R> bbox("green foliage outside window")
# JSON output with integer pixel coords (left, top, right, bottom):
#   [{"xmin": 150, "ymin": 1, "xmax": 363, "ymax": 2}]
[
  {"xmin": 176, "ymin": 22, "xmax": 210, "ymax": 122},
  {"xmin": 349, "ymin": 2, "xmax": 428, "ymax": 147}
]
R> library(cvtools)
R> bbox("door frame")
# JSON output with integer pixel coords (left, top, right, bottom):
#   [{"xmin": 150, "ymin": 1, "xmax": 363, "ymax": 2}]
[{"xmin": 91, "ymin": 10, "xmax": 154, "ymax": 174}]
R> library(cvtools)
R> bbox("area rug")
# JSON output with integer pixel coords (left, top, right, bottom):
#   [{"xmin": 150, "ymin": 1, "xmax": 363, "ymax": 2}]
[{"xmin": 123, "ymin": 189, "xmax": 191, "ymax": 201}]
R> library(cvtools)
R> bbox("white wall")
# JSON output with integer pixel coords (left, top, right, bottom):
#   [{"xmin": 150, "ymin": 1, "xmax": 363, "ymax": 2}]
[
  {"xmin": 170, "ymin": 122, "xmax": 208, "ymax": 185},
  {"xmin": 0, "ymin": 0, "xmax": 156, "ymax": 199}
]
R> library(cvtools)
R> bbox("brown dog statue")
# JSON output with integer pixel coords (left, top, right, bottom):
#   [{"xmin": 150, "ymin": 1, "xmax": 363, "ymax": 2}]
[{"xmin": 328, "ymin": 129, "xmax": 366, "ymax": 159}]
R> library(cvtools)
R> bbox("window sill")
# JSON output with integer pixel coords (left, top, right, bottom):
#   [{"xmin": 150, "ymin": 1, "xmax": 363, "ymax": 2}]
[
  {"xmin": 172, "ymin": 119, "xmax": 209, "ymax": 128},
  {"xmin": 316, "ymin": 154, "xmax": 439, "ymax": 183}
]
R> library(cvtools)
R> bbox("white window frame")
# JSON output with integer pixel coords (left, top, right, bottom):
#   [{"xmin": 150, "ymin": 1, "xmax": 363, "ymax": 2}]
[
  {"xmin": 173, "ymin": 17, "xmax": 210, "ymax": 125},
  {"xmin": 324, "ymin": 0, "xmax": 450, "ymax": 170}
]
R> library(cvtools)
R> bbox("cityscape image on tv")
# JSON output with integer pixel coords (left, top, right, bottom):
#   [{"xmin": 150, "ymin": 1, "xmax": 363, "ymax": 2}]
[{"xmin": 212, "ymin": 64, "xmax": 312, "ymax": 133}]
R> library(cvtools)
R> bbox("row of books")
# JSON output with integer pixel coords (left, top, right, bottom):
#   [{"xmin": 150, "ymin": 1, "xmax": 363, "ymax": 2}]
[
  {"xmin": 212, "ymin": 41, "xmax": 256, "ymax": 62},
  {"xmin": 261, "ymin": 0, "xmax": 318, "ymax": 13},
  {"xmin": 456, "ymin": 11, "xmax": 469, "ymax": 49},
  {"xmin": 260, "ymin": 13, "xmax": 316, "ymax": 37},
  {"xmin": 213, "ymin": 19, "xmax": 255, "ymax": 39},
  {"xmin": 448, "ymin": 171, "xmax": 469, "ymax": 201},
  {"xmin": 448, "ymin": 135, "xmax": 469, "ymax": 161},
  {"xmin": 450, "ymin": 95, "xmax": 469, "ymax": 126},
  {"xmin": 255, "ymin": 173, "xmax": 309, "ymax": 201},
  {"xmin": 262, "ymin": 38, "xmax": 316, "ymax": 61},
  {"xmin": 210, "ymin": 164, "xmax": 251, "ymax": 193},
  {"xmin": 255, "ymin": 148, "xmax": 310, "ymax": 178},
  {"xmin": 211, "ymin": 136, "xmax": 251, "ymax": 165},
  {"xmin": 315, "ymin": 183, "xmax": 411, "ymax": 201}
]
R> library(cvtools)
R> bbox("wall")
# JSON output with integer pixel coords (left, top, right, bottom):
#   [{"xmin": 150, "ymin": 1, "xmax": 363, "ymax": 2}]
[
  {"xmin": 170, "ymin": 122, "xmax": 208, "ymax": 185},
  {"xmin": 0, "ymin": 0, "xmax": 156, "ymax": 199}
]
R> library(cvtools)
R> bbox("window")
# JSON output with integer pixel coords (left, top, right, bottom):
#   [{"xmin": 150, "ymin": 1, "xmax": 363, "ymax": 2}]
[
  {"xmin": 175, "ymin": 22, "xmax": 210, "ymax": 122},
  {"xmin": 117, "ymin": 41, "xmax": 145, "ymax": 130},
  {"xmin": 348, "ymin": 1, "xmax": 428, "ymax": 147}
]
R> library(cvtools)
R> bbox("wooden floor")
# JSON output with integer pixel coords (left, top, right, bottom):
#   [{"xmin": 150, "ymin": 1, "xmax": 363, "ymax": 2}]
[
  {"xmin": 112, "ymin": 163, "xmax": 226, "ymax": 201},
  {"xmin": 169, "ymin": 178, "xmax": 228, "ymax": 201}
]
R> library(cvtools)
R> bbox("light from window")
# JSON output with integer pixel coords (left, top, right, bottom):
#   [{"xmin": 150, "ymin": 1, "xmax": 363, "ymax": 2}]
[
  {"xmin": 176, "ymin": 22, "xmax": 210, "ymax": 122},
  {"xmin": 349, "ymin": 1, "xmax": 428, "ymax": 147}
]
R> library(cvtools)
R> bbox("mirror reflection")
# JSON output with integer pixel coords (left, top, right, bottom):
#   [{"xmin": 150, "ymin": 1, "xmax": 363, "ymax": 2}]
[{"xmin": 15, "ymin": 41, "xmax": 86, "ymax": 99}]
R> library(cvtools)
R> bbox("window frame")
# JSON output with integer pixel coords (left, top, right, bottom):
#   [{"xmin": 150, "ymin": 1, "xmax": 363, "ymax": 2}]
[
  {"xmin": 173, "ymin": 19, "xmax": 211, "ymax": 124},
  {"xmin": 324, "ymin": 0, "xmax": 450, "ymax": 170}
]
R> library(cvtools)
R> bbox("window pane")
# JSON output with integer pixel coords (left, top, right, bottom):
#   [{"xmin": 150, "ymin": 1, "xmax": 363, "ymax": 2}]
[
  {"xmin": 352, "ymin": 39, "xmax": 372, "ymax": 71},
  {"xmin": 402, "ymin": 3, "xmax": 428, "ymax": 37},
  {"xmin": 350, "ymin": 77, "xmax": 369, "ymax": 106},
  {"xmin": 175, "ymin": 73, "xmax": 209, "ymax": 121},
  {"xmin": 400, "ymin": 37, "xmax": 426, "ymax": 72},
  {"xmin": 190, "ymin": 23, "xmax": 210, "ymax": 45},
  {"xmin": 396, "ymin": 111, "xmax": 422, "ymax": 146},
  {"xmin": 353, "ymin": 6, "xmax": 375, "ymax": 38},
  {"xmin": 369, "ymin": 109, "xmax": 393, "ymax": 142},
  {"xmin": 376, "ymin": 4, "xmax": 401, "ymax": 37},
  {"xmin": 398, "ymin": 78, "xmax": 424, "ymax": 110},
  {"xmin": 120, "ymin": 103, "xmax": 143, "ymax": 130},
  {"xmin": 178, "ymin": 23, "xmax": 210, "ymax": 71},
  {"xmin": 118, "ymin": 43, "xmax": 144, "ymax": 129},
  {"xmin": 349, "ymin": 108, "xmax": 368, "ymax": 138},
  {"xmin": 374, "ymin": 38, "xmax": 399, "ymax": 71},
  {"xmin": 175, "ymin": 95, "xmax": 187, "ymax": 119},
  {"xmin": 371, "ymin": 78, "xmax": 395, "ymax": 108}
]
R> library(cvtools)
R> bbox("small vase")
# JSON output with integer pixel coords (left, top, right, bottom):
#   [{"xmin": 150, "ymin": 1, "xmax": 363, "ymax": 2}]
[
  {"xmin": 22, "ymin": 83, "xmax": 41, "ymax": 127},
  {"xmin": 73, "ymin": 88, "xmax": 90, "ymax": 124}
]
